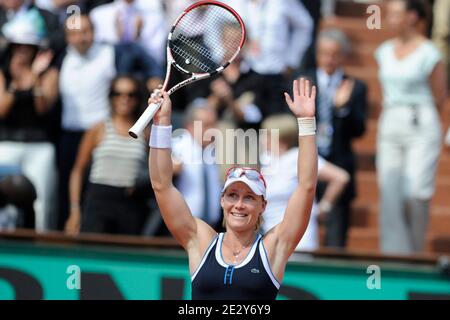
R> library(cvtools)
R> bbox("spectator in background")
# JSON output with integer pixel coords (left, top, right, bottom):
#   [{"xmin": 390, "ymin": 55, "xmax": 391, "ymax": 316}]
[
  {"xmin": 64, "ymin": 75, "xmax": 149, "ymax": 235},
  {"xmin": 0, "ymin": 0, "xmax": 65, "ymax": 59},
  {"xmin": 431, "ymin": 0, "xmax": 450, "ymax": 146},
  {"xmin": 0, "ymin": 174, "xmax": 36, "ymax": 230},
  {"xmin": 375, "ymin": 0, "xmax": 448, "ymax": 254},
  {"xmin": 57, "ymin": 14, "xmax": 158, "ymax": 230},
  {"xmin": 206, "ymin": 23, "xmax": 263, "ymax": 130},
  {"xmin": 169, "ymin": 99, "xmax": 223, "ymax": 233},
  {"xmin": 260, "ymin": 114, "xmax": 349, "ymax": 251},
  {"xmin": 225, "ymin": 0, "xmax": 313, "ymax": 117},
  {"xmin": 0, "ymin": 13, "xmax": 59, "ymax": 231},
  {"xmin": 89, "ymin": 0, "xmax": 166, "ymax": 89},
  {"xmin": 298, "ymin": 28, "xmax": 368, "ymax": 248}
]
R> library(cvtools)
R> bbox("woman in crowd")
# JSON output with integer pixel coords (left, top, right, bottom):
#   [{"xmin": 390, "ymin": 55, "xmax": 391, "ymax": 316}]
[
  {"xmin": 64, "ymin": 75, "xmax": 149, "ymax": 235},
  {"xmin": 0, "ymin": 15, "xmax": 58, "ymax": 231},
  {"xmin": 375, "ymin": 0, "xmax": 448, "ymax": 253}
]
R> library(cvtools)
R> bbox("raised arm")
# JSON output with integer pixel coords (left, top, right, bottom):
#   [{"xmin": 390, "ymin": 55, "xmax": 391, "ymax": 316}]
[
  {"xmin": 272, "ymin": 79, "xmax": 318, "ymax": 256},
  {"xmin": 64, "ymin": 124, "xmax": 103, "ymax": 235},
  {"xmin": 32, "ymin": 51, "xmax": 59, "ymax": 115},
  {"xmin": 149, "ymin": 91, "xmax": 216, "ymax": 254}
]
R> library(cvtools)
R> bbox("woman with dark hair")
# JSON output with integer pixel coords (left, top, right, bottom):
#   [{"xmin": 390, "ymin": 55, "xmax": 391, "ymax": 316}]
[
  {"xmin": 0, "ymin": 14, "xmax": 58, "ymax": 231},
  {"xmin": 375, "ymin": 0, "xmax": 448, "ymax": 254},
  {"xmin": 64, "ymin": 75, "xmax": 149, "ymax": 235}
]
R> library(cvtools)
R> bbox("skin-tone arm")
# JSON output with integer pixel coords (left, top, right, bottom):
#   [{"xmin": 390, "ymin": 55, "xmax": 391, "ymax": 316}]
[
  {"xmin": 32, "ymin": 51, "xmax": 59, "ymax": 114},
  {"xmin": 64, "ymin": 124, "xmax": 103, "ymax": 235},
  {"xmin": 317, "ymin": 160, "xmax": 350, "ymax": 221},
  {"xmin": 264, "ymin": 78, "xmax": 318, "ymax": 279},
  {"xmin": 0, "ymin": 72, "xmax": 15, "ymax": 118},
  {"xmin": 430, "ymin": 61, "xmax": 448, "ymax": 112},
  {"xmin": 149, "ymin": 90, "xmax": 217, "ymax": 273},
  {"xmin": 33, "ymin": 67, "xmax": 59, "ymax": 114}
]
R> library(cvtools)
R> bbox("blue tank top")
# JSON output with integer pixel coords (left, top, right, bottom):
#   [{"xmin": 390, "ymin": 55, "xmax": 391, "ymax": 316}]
[{"xmin": 191, "ymin": 233, "xmax": 280, "ymax": 300}]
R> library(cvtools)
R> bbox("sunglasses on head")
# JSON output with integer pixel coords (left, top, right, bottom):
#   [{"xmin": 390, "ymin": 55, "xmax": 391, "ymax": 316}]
[
  {"xmin": 225, "ymin": 167, "xmax": 267, "ymax": 188},
  {"xmin": 111, "ymin": 91, "xmax": 138, "ymax": 98}
]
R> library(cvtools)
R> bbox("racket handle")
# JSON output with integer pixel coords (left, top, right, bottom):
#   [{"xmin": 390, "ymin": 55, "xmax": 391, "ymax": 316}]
[{"xmin": 128, "ymin": 102, "xmax": 161, "ymax": 138}]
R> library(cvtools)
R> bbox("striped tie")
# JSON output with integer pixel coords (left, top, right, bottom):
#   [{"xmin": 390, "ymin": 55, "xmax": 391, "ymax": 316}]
[
  {"xmin": 317, "ymin": 79, "xmax": 334, "ymax": 157},
  {"xmin": 201, "ymin": 163, "xmax": 210, "ymax": 224}
]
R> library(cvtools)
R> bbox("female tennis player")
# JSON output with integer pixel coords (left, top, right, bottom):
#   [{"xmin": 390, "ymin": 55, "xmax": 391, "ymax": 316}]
[{"xmin": 149, "ymin": 78, "xmax": 318, "ymax": 300}]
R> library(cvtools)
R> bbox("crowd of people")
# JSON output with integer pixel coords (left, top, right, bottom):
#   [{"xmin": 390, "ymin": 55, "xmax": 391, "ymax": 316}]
[{"xmin": 0, "ymin": 0, "xmax": 448, "ymax": 256}]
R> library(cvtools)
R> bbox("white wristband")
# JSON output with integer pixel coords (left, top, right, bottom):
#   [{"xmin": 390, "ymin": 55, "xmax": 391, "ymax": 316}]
[
  {"xmin": 298, "ymin": 117, "xmax": 316, "ymax": 136},
  {"xmin": 149, "ymin": 125, "xmax": 172, "ymax": 149}
]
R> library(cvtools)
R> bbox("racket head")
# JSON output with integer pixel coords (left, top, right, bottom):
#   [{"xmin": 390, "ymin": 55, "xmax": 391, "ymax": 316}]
[{"xmin": 168, "ymin": 1, "xmax": 246, "ymax": 76}]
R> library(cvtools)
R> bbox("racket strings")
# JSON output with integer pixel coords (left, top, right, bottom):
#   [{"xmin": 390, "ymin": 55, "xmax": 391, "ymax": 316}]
[
  {"xmin": 170, "ymin": 4, "xmax": 243, "ymax": 74},
  {"xmin": 171, "ymin": 34, "xmax": 217, "ymax": 72}
]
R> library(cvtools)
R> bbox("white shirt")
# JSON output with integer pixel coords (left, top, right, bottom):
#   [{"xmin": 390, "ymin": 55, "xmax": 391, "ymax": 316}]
[
  {"xmin": 90, "ymin": 0, "xmax": 168, "ymax": 66},
  {"xmin": 59, "ymin": 43, "xmax": 116, "ymax": 131},
  {"xmin": 225, "ymin": 0, "xmax": 313, "ymax": 74},
  {"xmin": 375, "ymin": 40, "xmax": 442, "ymax": 107},
  {"xmin": 171, "ymin": 132, "xmax": 222, "ymax": 225},
  {"xmin": 261, "ymin": 148, "xmax": 325, "ymax": 251}
]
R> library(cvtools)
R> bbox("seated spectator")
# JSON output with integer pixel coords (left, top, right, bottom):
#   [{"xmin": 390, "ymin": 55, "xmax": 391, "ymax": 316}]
[
  {"xmin": 0, "ymin": 174, "xmax": 36, "ymax": 230},
  {"xmin": 64, "ymin": 75, "xmax": 149, "ymax": 235},
  {"xmin": 169, "ymin": 99, "xmax": 223, "ymax": 232},
  {"xmin": 260, "ymin": 114, "xmax": 349, "ymax": 251},
  {"xmin": 0, "ymin": 13, "xmax": 59, "ymax": 231}
]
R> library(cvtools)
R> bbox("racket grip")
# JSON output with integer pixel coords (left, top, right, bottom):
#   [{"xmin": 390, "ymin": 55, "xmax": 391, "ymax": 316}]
[{"xmin": 128, "ymin": 102, "xmax": 161, "ymax": 138}]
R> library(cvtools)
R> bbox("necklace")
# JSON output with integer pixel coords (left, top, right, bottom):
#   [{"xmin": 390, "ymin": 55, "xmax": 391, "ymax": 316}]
[{"xmin": 224, "ymin": 233, "xmax": 255, "ymax": 264}]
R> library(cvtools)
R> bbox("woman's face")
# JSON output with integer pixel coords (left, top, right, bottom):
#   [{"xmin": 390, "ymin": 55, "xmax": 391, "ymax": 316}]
[
  {"xmin": 221, "ymin": 182, "xmax": 266, "ymax": 232},
  {"xmin": 111, "ymin": 78, "xmax": 139, "ymax": 117},
  {"xmin": 386, "ymin": 0, "xmax": 416, "ymax": 34},
  {"xmin": 10, "ymin": 43, "xmax": 37, "ymax": 66}
]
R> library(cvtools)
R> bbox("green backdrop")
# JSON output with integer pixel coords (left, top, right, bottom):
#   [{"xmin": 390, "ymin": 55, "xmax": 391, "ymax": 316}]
[{"xmin": 0, "ymin": 239, "xmax": 449, "ymax": 300}]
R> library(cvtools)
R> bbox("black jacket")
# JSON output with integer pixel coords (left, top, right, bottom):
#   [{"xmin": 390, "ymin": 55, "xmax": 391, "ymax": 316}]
[{"xmin": 299, "ymin": 69, "xmax": 368, "ymax": 200}]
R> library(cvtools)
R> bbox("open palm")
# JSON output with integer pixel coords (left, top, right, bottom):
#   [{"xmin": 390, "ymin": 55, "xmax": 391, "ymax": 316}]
[{"xmin": 284, "ymin": 78, "xmax": 316, "ymax": 118}]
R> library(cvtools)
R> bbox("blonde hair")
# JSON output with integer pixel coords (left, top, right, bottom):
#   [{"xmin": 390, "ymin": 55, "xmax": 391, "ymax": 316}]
[{"xmin": 261, "ymin": 114, "xmax": 298, "ymax": 149}]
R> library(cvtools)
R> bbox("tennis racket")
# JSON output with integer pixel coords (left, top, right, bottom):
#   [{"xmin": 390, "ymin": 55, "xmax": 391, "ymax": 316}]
[{"xmin": 128, "ymin": 0, "xmax": 246, "ymax": 138}]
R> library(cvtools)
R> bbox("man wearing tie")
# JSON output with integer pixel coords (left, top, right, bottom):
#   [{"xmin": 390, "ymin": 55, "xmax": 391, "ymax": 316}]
[{"xmin": 298, "ymin": 28, "xmax": 368, "ymax": 248}]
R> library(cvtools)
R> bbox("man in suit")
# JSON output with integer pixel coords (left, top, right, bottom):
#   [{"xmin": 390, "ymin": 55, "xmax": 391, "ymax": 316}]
[{"xmin": 298, "ymin": 28, "xmax": 368, "ymax": 248}]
